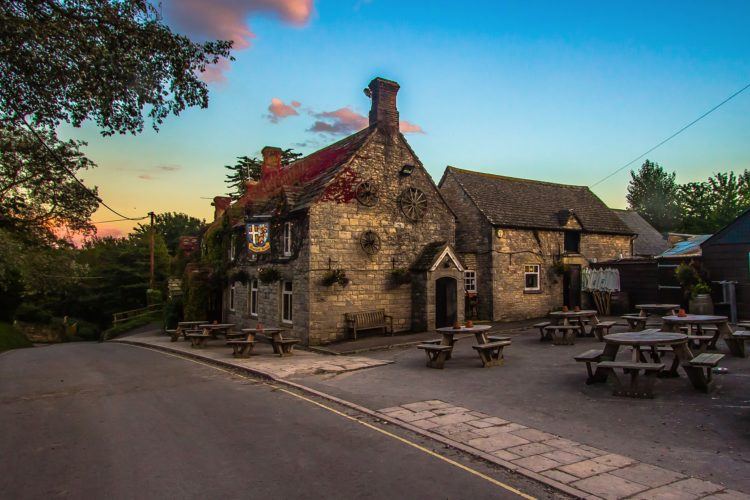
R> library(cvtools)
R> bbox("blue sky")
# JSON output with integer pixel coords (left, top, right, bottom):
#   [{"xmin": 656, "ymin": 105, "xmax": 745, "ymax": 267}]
[{"xmin": 64, "ymin": 0, "xmax": 750, "ymax": 235}]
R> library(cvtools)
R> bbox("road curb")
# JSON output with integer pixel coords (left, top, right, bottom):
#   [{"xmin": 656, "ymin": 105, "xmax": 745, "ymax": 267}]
[{"xmin": 113, "ymin": 338, "xmax": 591, "ymax": 499}]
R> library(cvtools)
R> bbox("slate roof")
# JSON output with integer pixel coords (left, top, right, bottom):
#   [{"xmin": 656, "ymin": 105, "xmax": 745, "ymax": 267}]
[
  {"xmin": 612, "ymin": 209, "xmax": 669, "ymax": 256},
  {"xmin": 441, "ymin": 167, "xmax": 633, "ymax": 235}
]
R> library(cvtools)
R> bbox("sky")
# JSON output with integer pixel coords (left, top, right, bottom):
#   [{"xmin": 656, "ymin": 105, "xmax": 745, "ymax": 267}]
[{"xmin": 61, "ymin": 0, "xmax": 750, "ymax": 238}]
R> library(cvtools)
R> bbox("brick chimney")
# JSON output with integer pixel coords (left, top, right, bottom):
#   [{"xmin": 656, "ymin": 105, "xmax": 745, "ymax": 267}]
[
  {"xmin": 367, "ymin": 77, "xmax": 400, "ymax": 133},
  {"xmin": 212, "ymin": 196, "xmax": 231, "ymax": 221},
  {"xmin": 261, "ymin": 146, "xmax": 283, "ymax": 180}
]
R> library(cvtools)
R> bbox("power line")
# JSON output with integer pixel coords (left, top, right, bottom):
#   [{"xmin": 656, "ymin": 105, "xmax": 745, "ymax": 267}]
[
  {"xmin": 92, "ymin": 216, "xmax": 149, "ymax": 224},
  {"xmin": 19, "ymin": 117, "xmax": 146, "ymax": 221},
  {"xmin": 590, "ymin": 81, "xmax": 750, "ymax": 187}
]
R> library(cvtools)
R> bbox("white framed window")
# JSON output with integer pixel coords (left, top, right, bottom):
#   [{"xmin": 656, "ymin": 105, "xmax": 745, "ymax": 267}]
[
  {"xmin": 282, "ymin": 222, "xmax": 293, "ymax": 257},
  {"xmin": 281, "ymin": 281, "xmax": 293, "ymax": 324},
  {"xmin": 524, "ymin": 265, "xmax": 540, "ymax": 291},
  {"xmin": 248, "ymin": 279, "xmax": 258, "ymax": 317},
  {"xmin": 464, "ymin": 270, "xmax": 477, "ymax": 292},
  {"xmin": 229, "ymin": 283, "xmax": 236, "ymax": 311},
  {"xmin": 229, "ymin": 233, "xmax": 236, "ymax": 261}
]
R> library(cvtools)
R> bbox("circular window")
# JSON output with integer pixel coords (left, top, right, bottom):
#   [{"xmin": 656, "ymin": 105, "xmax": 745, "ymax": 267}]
[
  {"xmin": 355, "ymin": 180, "xmax": 378, "ymax": 207},
  {"xmin": 398, "ymin": 187, "xmax": 427, "ymax": 221},
  {"xmin": 360, "ymin": 230, "xmax": 381, "ymax": 255}
]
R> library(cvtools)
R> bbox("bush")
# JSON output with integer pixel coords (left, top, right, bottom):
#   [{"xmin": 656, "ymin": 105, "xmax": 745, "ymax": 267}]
[
  {"xmin": 14, "ymin": 303, "xmax": 52, "ymax": 324},
  {"xmin": 321, "ymin": 269, "xmax": 348, "ymax": 287},
  {"xmin": 0, "ymin": 322, "xmax": 32, "ymax": 351},
  {"xmin": 163, "ymin": 297, "xmax": 184, "ymax": 329},
  {"xmin": 146, "ymin": 288, "xmax": 163, "ymax": 305},
  {"xmin": 692, "ymin": 281, "xmax": 712, "ymax": 298}
]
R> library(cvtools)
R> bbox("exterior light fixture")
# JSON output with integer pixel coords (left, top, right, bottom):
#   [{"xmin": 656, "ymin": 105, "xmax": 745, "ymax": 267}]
[{"xmin": 400, "ymin": 164, "xmax": 415, "ymax": 176}]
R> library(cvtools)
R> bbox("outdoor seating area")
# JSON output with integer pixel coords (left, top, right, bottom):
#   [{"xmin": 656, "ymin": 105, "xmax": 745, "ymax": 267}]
[
  {"xmin": 417, "ymin": 324, "xmax": 512, "ymax": 369},
  {"xmin": 166, "ymin": 322, "xmax": 302, "ymax": 359}
]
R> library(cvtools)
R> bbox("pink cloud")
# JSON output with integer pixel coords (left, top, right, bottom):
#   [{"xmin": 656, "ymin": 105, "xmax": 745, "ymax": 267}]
[
  {"xmin": 138, "ymin": 174, "xmax": 154, "ymax": 180},
  {"xmin": 267, "ymin": 97, "xmax": 301, "ymax": 123},
  {"xmin": 62, "ymin": 225, "xmax": 125, "ymax": 247},
  {"xmin": 308, "ymin": 107, "xmax": 425, "ymax": 135},
  {"xmin": 164, "ymin": 0, "xmax": 314, "ymax": 81},
  {"xmin": 200, "ymin": 58, "xmax": 232, "ymax": 84},
  {"xmin": 309, "ymin": 107, "xmax": 368, "ymax": 134},
  {"xmin": 399, "ymin": 120, "xmax": 425, "ymax": 134}
]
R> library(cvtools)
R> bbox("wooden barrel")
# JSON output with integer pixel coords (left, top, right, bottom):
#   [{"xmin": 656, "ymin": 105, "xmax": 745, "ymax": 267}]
[{"xmin": 689, "ymin": 294, "xmax": 714, "ymax": 315}]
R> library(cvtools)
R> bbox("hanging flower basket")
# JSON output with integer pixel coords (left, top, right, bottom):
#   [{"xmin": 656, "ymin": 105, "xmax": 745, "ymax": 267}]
[
  {"xmin": 390, "ymin": 268, "xmax": 412, "ymax": 285},
  {"xmin": 322, "ymin": 269, "xmax": 349, "ymax": 287},
  {"xmin": 258, "ymin": 267, "xmax": 281, "ymax": 284}
]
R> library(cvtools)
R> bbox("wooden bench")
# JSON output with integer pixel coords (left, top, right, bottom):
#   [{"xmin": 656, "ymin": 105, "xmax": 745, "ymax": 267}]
[
  {"xmin": 417, "ymin": 344, "xmax": 452, "ymax": 369},
  {"xmin": 687, "ymin": 334, "xmax": 715, "ymax": 353},
  {"xmin": 269, "ymin": 332, "xmax": 301, "ymax": 357},
  {"xmin": 574, "ymin": 349, "xmax": 604, "ymax": 384},
  {"xmin": 488, "ymin": 335, "xmax": 511, "ymax": 342},
  {"xmin": 186, "ymin": 333, "xmax": 211, "ymax": 348},
  {"xmin": 634, "ymin": 345, "xmax": 679, "ymax": 376},
  {"xmin": 544, "ymin": 325, "xmax": 580, "ymax": 345},
  {"xmin": 686, "ymin": 353, "xmax": 725, "ymax": 393},
  {"xmin": 621, "ymin": 315, "xmax": 648, "ymax": 331},
  {"xmin": 726, "ymin": 330, "xmax": 750, "ymax": 358},
  {"xmin": 226, "ymin": 340, "xmax": 255, "ymax": 358},
  {"xmin": 592, "ymin": 321, "xmax": 616, "ymax": 341},
  {"xmin": 472, "ymin": 340, "xmax": 511, "ymax": 368},
  {"xmin": 166, "ymin": 329, "xmax": 179, "ymax": 342},
  {"xmin": 533, "ymin": 322, "xmax": 551, "ymax": 341},
  {"xmin": 182, "ymin": 328, "xmax": 201, "ymax": 341},
  {"xmin": 597, "ymin": 361, "xmax": 664, "ymax": 398},
  {"xmin": 344, "ymin": 310, "xmax": 393, "ymax": 340}
]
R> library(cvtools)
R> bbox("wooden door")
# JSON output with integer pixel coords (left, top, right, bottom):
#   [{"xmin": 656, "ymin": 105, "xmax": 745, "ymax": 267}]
[
  {"xmin": 564, "ymin": 265, "xmax": 582, "ymax": 308},
  {"xmin": 436, "ymin": 277, "xmax": 457, "ymax": 328}
]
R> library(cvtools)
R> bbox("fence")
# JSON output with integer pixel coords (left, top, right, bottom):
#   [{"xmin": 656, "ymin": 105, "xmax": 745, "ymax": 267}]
[{"xmin": 112, "ymin": 303, "xmax": 163, "ymax": 325}]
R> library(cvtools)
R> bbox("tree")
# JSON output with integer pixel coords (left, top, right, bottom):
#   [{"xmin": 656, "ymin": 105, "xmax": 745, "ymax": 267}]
[
  {"xmin": 224, "ymin": 149, "xmax": 303, "ymax": 198},
  {"xmin": 132, "ymin": 212, "xmax": 205, "ymax": 256},
  {"xmin": 1, "ymin": 0, "xmax": 232, "ymax": 135},
  {"xmin": 679, "ymin": 170, "xmax": 750, "ymax": 233},
  {"xmin": 626, "ymin": 160, "xmax": 681, "ymax": 233},
  {"xmin": 0, "ymin": 122, "xmax": 99, "ymax": 238}
]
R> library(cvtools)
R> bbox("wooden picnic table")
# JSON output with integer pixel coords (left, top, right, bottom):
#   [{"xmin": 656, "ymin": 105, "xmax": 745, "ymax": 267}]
[
  {"xmin": 549, "ymin": 310, "xmax": 599, "ymax": 336},
  {"xmin": 599, "ymin": 331, "xmax": 718, "ymax": 393},
  {"xmin": 436, "ymin": 325, "xmax": 492, "ymax": 347},
  {"xmin": 428, "ymin": 325, "xmax": 509, "ymax": 368},
  {"xmin": 635, "ymin": 304, "xmax": 680, "ymax": 317},
  {"xmin": 240, "ymin": 327, "xmax": 283, "ymax": 342},
  {"xmin": 198, "ymin": 323, "xmax": 236, "ymax": 338},
  {"xmin": 661, "ymin": 315, "xmax": 737, "ymax": 356},
  {"xmin": 174, "ymin": 321, "xmax": 207, "ymax": 341}
]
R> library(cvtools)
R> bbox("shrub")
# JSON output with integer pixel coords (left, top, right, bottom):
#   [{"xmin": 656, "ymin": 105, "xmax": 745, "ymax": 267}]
[
  {"xmin": 163, "ymin": 297, "xmax": 184, "ymax": 329},
  {"xmin": 692, "ymin": 281, "xmax": 711, "ymax": 298},
  {"xmin": 14, "ymin": 303, "xmax": 52, "ymax": 324},
  {"xmin": 0, "ymin": 322, "xmax": 32, "ymax": 351}
]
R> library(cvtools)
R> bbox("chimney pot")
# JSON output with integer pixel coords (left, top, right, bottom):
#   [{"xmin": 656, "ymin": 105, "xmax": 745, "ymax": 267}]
[
  {"xmin": 212, "ymin": 195, "xmax": 232, "ymax": 221},
  {"xmin": 367, "ymin": 77, "xmax": 400, "ymax": 132}
]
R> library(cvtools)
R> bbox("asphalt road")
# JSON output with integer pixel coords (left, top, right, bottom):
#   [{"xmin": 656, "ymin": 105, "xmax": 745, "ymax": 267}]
[{"xmin": 0, "ymin": 343, "xmax": 553, "ymax": 499}]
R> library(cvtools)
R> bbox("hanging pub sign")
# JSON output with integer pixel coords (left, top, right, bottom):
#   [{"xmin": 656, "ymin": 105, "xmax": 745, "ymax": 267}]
[{"xmin": 246, "ymin": 221, "xmax": 271, "ymax": 253}]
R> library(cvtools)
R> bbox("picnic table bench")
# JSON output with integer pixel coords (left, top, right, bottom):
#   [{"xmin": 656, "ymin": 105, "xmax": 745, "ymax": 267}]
[
  {"xmin": 596, "ymin": 361, "xmax": 665, "ymax": 398},
  {"xmin": 533, "ymin": 322, "xmax": 551, "ymax": 341},
  {"xmin": 417, "ymin": 344, "xmax": 452, "ymax": 369},
  {"xmin": 344, "ymin": 310, "xmax": 393, "ymax": 340},
  {"xmin": 165, "ymin": 329, "xmax": 179, "ymax": 342},
  {"xmin": 472, "ymin": 340, "xmax": 512, "ymax": 368},
  {"xmin": 621, "ymin": 315, "xmax": 650, "ymax": 331},
  {"xmin": 574, "ymin": 349, "xmax": 605, "ymax": 384},
  {"xmin": 726, "ymin": 330, "xmax": 750, "ymax": 358},
  {"xmin": 544, "ymin": 324, "xmax": 580, "ymax": 345},
  {"xmin": 226, "ymin": 339, "xmax": 255, "ymax": 358},
  {"xmin": 186, "ymin": 331, "xmax": 211, "ymax": 348},
  {"xmin": 686, "ymin": 353, "xmax": 725, "ymax": 392},
  {"xmin": 592, "ymin": 321, "xmax": 616, "ymax": 341}
]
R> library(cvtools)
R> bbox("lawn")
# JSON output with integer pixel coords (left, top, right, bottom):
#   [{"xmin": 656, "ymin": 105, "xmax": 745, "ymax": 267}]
[{"xmin": 0, "ymin": 322, "xmax": 32, "ymax": 352}]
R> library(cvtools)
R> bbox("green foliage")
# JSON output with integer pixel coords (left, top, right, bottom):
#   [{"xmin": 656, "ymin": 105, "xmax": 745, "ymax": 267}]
[
  {"xmin": 146, "ymin": 288, "xmax": 163, "ymax": 305},
  {"xmin": 390, "ymin": 268, "xmax": 412, "ymax": 285},
  {"xmin": 228, "ymin": 269, "xmax": 250, "ymax": 285},
  {"xmin": 102, "ymin": 311, "xmax": 161, "ymax": 340},
  {"xmin": 65, "ymin": 318, "xmax": 101, "ymax": 342},
  {"xmin": 0, "ymin": 123, "xmax": 99, "ymax": 238},
  {"xmin": 258, "ymin": 267, "xmax": 281, "ymax": 285},
  {"xmin": 626, "ymin": 160, "xmax": 681, "ymax": 233},
  {"xmin": 1, "ymin": 0, "xmax": 232, "ymax": 135},
  {"xmin": 132, "ymin": 212, "xmax": 205, "ymax": 256},
  {"xmin": 679, "ymin": 170, "xmax": 750, "ymax": 234},
  {"xmin": 322, "ymin": 269, "xmax": 348, "ymax": 287},
  {"xmin": 14, "ymin": 303, "xmax": 52, "ymax": 324},
  {"xmin": 163, "ymin": 297, "xmax": 184, "ymax": 329},
  {"xmin": 675, "ymin": 262, "xmax": 700, "ymax": 289},
  {"xmin": 691, "ymin": 281, "xmax": 712, "ymax": 298},
  {"xmin": 183, "ymin": 271, "xmax": 211, "ymax": 321},
  {"xmin": 224, "ymin": 149, "xmax": 303, "ymax": 198},
  {"xmin": 0, "ymin": 322, "xmax": 32, "ymax": 352}
]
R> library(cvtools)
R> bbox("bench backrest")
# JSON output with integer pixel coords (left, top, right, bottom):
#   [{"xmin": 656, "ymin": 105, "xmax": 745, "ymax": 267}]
[{"xmin": 346, "ymin": 310, "xmax": 386, "ymax": 328}]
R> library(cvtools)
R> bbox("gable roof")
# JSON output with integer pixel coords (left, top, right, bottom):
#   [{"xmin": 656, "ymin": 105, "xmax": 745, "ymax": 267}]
[
  {"xmin": 440, "ymin": 167, "xmax": 633, "ymax": 235},
  {"xmin": 701, "ymin": 207, "xmax": 750, "ymax": 247},
  {"xmin": 613, "ymin": 209, "xmax": 669, "ymax": 256},
  {"xmin": 411, "ymin": 241, "xmax": 464, "ymax": 271}
]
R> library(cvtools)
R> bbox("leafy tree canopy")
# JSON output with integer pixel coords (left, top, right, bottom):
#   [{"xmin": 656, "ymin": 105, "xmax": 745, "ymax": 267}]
[
  {"xmin": 132, "ymin": 212, "xmax": 205, "ymax": 255},
  {"xmin": 0, "ymin": 0, "xmax": 233, "ymax": 135},
  {"xmin": 679, "ymin": 170, "xmax": 750, "ymax": 234},
  {"xmin": 626, "ymin": 160, "xmax": 681, "ymax": 233},
  {"xmin": 224, "ymin": 149, "xmax": 303, "ymax": 198}
]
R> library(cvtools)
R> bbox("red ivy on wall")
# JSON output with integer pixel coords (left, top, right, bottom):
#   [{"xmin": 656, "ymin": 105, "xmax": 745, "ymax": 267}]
[{"xmin": 321, "ymin": 166, "xmax": 359, "ymax": 203}]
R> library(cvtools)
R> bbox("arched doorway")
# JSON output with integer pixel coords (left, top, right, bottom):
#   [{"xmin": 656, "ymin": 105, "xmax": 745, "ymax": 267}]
[{"xmin": 435, "ymin": 277, "xmax": 457, "ymax": 328}]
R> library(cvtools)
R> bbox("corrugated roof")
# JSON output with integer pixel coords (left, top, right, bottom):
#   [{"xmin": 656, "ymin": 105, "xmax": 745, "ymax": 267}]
[
  {"xmin": 441, "ymin": 167, "xmax": 634, "ymax": 235},
  {"xmin": 657, "ymin": 234, "xmax": 712, "ymax": 259},
  {"xmin": 613, "ymin": 209, "xmax": 669, "ymax": 256}
]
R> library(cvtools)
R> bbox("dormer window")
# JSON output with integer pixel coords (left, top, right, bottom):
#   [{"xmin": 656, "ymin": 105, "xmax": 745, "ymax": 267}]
[
  {"xmin": 564, "ymin": 231, "xmax": 580, "ymax": 254},
  {"xmin": 283, "ymin": 222, "xmax": 293, "ymax": 257}
]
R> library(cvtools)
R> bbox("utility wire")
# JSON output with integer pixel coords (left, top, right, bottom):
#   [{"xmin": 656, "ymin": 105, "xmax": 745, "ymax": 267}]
[
  {"xmin": 19, "ymin": 117, "xmax": 146, "ymax": 221},
  {"xmin": 591, "ymin": 81, "xmax": 750, "ymax": 187},
  {"xmin": 92, "ymin": 216, "xmax": 149, "ymax": 224}
]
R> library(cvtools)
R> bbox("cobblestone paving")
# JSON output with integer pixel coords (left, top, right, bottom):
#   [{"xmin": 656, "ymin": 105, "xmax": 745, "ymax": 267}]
[
  {"xmin": 379, "ymin": 400, "xmax": 749, "ymax": 500},
  {"xmin": 116, "ymin": 331, "xmax": 391, "ymax": 379}
]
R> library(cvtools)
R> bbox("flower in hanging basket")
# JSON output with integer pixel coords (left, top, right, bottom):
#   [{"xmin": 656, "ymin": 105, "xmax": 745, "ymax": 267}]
[
  {"xmin": 390, "ymin": 268, "xmax": 412, "ymax": 285},
  {"xmin": 322, "ymin": 269, "xmax": 348, "ymax": 287}
]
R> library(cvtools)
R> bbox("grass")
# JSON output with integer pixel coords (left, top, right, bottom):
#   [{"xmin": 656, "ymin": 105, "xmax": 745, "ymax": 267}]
[
  {"xmin": 0, "ymin": 322, "xmax": 33, "ymax": 352},
  {"xmin": 102, "ymin": 311, "xmax": 162, "ymax": 340}
]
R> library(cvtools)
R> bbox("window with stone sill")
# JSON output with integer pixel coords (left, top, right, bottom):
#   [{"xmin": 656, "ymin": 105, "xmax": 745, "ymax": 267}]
[
  {"xmin": 229, "ymin": 234, "xmax": 236, "ymax": 261},
  {"xmin": 464, "ymin": 270, "xmax": 477, "ymax": 292},
  {"xmin": 282, "ymin": 222, "xmax": 293, "ymax": 257},
  {"xmin": 281, "ymin": 280, "xmax": 293, "ymax": 324},
  {"xmin": 248, "ymin": 279, "xmax": 258, "ymax": 317},
  {"xmin": 524, "ymin": 265, "xmax": 540, "ymax": 292}
]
